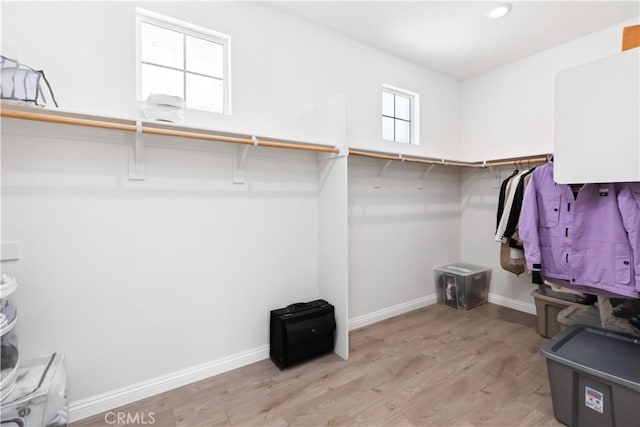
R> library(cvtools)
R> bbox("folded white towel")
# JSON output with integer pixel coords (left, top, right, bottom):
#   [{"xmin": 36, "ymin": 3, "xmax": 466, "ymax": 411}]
[{"xmin": 146, "ymin": 94, "xmax": 185, "ymax": 109}]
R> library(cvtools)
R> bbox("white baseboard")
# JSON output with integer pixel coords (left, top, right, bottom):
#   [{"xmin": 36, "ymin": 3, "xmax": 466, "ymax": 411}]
[
  {"xmin": 348, "ymin": 294, "xmax": 438, "ymax": 331},
  {"xmin": 69, "ymin": 345, "xmax": 270, "ymax": 422},
  {"xmin": 488, "ymin": 292, "xmax": 536, "ymax": 315}
]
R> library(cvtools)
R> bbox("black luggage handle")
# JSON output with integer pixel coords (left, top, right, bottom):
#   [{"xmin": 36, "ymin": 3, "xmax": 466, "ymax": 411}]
[{"xmin": 286, "ymin": 302, "xmax": 311, "ymax": 312}]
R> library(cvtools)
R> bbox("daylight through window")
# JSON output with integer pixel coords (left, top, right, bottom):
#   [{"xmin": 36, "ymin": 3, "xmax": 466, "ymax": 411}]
[
  {"xmin": 137, "ymin": 9, "xmax": 230, "ymax": 114},
  {"xmin": 382, "ymin": 86, "xmax": 418, "ymax": 144}
]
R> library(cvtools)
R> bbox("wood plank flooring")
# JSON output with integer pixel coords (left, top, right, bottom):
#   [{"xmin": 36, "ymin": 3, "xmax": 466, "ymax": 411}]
[{"xmin": 73, "ymin": 303, "xmax": 562, "ymax": 427}]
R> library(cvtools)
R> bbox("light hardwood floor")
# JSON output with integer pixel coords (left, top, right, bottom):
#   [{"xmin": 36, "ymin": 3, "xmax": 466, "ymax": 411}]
[{"xmin": 73, "ymin": 303, "xmax": 563, "ymax": 427}]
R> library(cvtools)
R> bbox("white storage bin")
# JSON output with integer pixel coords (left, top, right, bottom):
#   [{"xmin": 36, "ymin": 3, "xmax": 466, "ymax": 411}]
[{"xmin": 435, "ymin": 263, "xmax": 491, "ymax": 310}]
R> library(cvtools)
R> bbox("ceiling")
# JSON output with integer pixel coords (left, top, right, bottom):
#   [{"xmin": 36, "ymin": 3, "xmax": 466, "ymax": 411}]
[{"xmin": 268, "ymin": 1, "xmax": 639, "ymax": 80}]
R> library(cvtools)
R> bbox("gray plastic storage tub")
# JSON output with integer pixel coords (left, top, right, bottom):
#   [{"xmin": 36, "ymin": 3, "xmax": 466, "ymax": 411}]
[
  {"xmin": 541, "ymin": 325, "xmax": 640, "ymax": 427},
  {"xmin": 531, "ymin": 289, "xmax": 581, "ymax": 338},
  {"xmin": 538, "ymin": 283, "xmax": 597, "ymax": 305},
  {"xmin": 558, "ymin": 304, "xmax": 601, "ymax": 332}
]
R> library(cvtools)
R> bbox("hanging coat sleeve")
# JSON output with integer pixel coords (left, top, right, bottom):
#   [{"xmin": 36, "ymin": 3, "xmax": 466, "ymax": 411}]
[
  {"xmin": 519, "ymin": 169, "xmax": 543, "ymax": 274},
  {"xmin": 617, "ymin": 184, "xmax": 640, "ymax": 291}
]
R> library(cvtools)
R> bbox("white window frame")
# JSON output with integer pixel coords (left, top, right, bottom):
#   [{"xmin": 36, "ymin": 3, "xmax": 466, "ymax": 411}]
[
  {"xmin": 135, "ymin": 7, "xmax": 232, "ymax": 114},
  {"xmin": 382, "ymin": 84, "xmax": 419, "ymax": 145}
]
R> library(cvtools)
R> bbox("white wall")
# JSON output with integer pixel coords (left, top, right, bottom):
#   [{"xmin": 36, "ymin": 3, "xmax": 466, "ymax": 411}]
[
  {"xmin": 1, "ymin": 1, "xmax": 460, "ymax": 159},
  {"xmin": 459, "ymin": 17, "xmax": 639, "ymax": 309},
  {"xmin": 1, "ymin": 119, "xmax": 321, "ymax": 401},
  {"xmin": 0, "ymin": 1, "xmax": 462, "ymax": 418},
  {"xmin": 460, "ymin": 17, "xmax": 639, "ymax": 162},
  {"xmin": 348, "ymin": 157, "xmax": 461, "ymax": 319}
]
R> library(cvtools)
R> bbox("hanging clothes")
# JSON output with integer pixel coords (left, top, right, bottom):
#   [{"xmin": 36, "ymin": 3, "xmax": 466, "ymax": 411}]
[
  {"xmin": 496, "ymin": 169, "xmax": 519, "ymax": 231},
  {"xmin": 495, "ymin": 169, "xmax": 529, "ymax": 242},
  {"xmin": 503, "ymin": 168, "xmax": 536, "ymax": 241},
  {"xmin": 495, "ymin": 167, "xmax": 536, "ymax": 275},
  {"xmin": 519, "ymin": 160, "xmax": 640, "ymax": 298},
  {"xmin": 617, "ymin": 182, "xmax": 640, "ymax": 289}
]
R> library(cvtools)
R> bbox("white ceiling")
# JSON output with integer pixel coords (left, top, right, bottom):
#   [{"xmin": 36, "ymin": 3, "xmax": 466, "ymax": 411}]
[{"xmin": 269, "ymin": 1, "xmax": 640, "ymax": 80}]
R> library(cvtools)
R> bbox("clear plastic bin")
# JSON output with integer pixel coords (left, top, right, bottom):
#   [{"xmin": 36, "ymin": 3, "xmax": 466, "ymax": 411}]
[
  {"xmin": 1, "ymin": 353, "xmax": 68, "ymax": 427},
  {"xmin": 0, "ymin": 275, "xmax": 18, "ymax": 336},
  {"xmin": 1, "ymin": 326, "xmax": 19, "ymax": 402},
  {"xmin": 0, "ymin": 275, "xmax": 19, "ymax": 401},
  {"xmin": 435, "ymin": 263, "xmax": 491, "ymax": 310}
]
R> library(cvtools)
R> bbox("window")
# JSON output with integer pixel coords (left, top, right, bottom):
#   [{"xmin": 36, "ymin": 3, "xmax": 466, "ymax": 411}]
[
  {"xmin": 382, "ymin": 85, "xmax": 419, "ymax": 144},
  {"xmin": 136, "ymin": 8, "xmax": 230, "ymax": 114}
]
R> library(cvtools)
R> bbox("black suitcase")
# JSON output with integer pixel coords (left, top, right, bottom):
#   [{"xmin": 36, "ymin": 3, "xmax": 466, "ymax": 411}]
[{"xmin": 270, "ymin": 299, "xmax": 336, "ymax": 369}]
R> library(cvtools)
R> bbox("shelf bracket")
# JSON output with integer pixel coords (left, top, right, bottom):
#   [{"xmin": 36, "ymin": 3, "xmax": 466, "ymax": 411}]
[
  {"xmin": 416, "ymin": 164, "xmax": 435, "ymax": 190},
  {"xmin": 128, "ymin": 121, "xmax": 145, "ymax": 180},
  {"xmin": 374, "ymin": 159, "xmax": 393, "ymax": 188},
  {"xmin": 318, "ymin": 153, "xmax": 347, "ymax": 161},
  {"xmin": 487, "ymin": 165, "xmax": 502, "ymax": 179},
  {"xmin": 487, "ymin": 165, "xmax": 502, "ymax": 189},
  {"xmin": 232, "ymin": 137, "xmax": 257, "ymax": 184},
  {"xmin": 232, "ymin": 145, "xmax": 250, "ymax": 184}
]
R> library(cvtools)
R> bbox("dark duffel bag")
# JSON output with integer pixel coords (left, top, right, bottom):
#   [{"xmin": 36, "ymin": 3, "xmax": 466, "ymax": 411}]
[{"xmin": 270, "ymin": 299, "xmax": 336, "ymax": 369}]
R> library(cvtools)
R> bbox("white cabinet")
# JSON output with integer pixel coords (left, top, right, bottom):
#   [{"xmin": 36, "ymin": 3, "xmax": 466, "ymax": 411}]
[{"xmin": 554, "ymin": 48, "xmax": 639, "ymax": 183}]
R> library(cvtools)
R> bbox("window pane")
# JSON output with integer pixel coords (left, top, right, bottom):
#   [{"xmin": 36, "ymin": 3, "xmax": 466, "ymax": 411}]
[
  {"xmin": 395, "ymin": 95, "xmax": 410, "ymax": 121},
  {"xmin": 186, "ymin": 74, "xmax": 223, "ymax": 113},
  {"xmin": 395, "ymin": 119, "xmax": 410, "ymax": 143},
  {"xmin": 382, "ymin": 91, "xmax": 394, "ymax": 117},
  {"xmin": 382, "ymin": 116, "xmax": 394, "ymax": 141},
  {"xmin": 186, "ymin": 36, "xmax": 224, "ymax": 78},
  {"xmin": 141, "ymin": 64, "xmax": 183, "ymax": 100},
  {"xmin": 141, "ymin": 22, "xmax": 183, "ymax": 69}
]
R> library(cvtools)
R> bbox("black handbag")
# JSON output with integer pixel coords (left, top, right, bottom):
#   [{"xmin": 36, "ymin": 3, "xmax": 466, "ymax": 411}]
[{"xmin": 269, "ymin": 299, "xmax": 336, "ymax": 369}]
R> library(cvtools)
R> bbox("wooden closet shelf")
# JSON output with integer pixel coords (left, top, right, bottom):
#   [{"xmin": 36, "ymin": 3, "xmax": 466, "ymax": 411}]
[
  {"xmin": 0, "ymin": 107, "xmax": 340, "ymax": 154},
  {"xmin": 1, "ymin": 106, "xmax": 550, "ymax": 164},
  {"xmin": 349, "ymin": 148, "xmax": 548, "ymax": 169}
]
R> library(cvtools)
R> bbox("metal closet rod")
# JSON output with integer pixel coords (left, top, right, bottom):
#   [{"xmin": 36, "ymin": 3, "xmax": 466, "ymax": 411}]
[
  {"xmin": 349, "ymin": 149, "xmax": 548, "ymax": 169},
  {"xmin": 0, "ymin": 108, "xmax": 341, "ymax": 154}
]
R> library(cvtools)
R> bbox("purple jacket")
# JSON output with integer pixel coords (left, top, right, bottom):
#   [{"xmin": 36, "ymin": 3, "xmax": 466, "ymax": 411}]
[{"xmin": 519, "ymin": 161, "xmax": 640, "ymax": 298}]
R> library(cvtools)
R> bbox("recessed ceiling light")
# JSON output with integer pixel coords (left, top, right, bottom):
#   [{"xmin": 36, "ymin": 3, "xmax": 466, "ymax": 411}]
[{"xmin": 486, "ymin": 4, "xmax": 512, "ymax": 20}]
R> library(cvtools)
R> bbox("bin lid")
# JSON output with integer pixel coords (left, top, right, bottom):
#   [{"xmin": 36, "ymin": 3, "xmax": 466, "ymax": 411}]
[
  {"xmin": 436, "ymin": 263, "xmax": 491, "ymax": 276},
  {"xmin": 541, "ymin": 325, "xmax": 640, "ymax": 392},
  {"xmin": 530, "ymin": 289, "xmax": 581, "ymax": 306}
]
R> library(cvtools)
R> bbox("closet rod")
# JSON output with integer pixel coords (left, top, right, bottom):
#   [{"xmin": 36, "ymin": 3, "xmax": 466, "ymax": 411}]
[
  {"xmin": 1, "ymin": 108, "xmax": 340, "ymax": 154},
  {"xmin": 348, "ymin": 149, "xmax": 402, "ymax": 161},
  {"xmin": 477, "ymin": 156, "xmax": 548, "ymax": 168},
  {"xmin": 349, "ymin": 149, "xmax": 548, "ymax": 169},
  {"xmin": 1, "ymin": 108, "xmax": 137, "ymax": 133}
]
